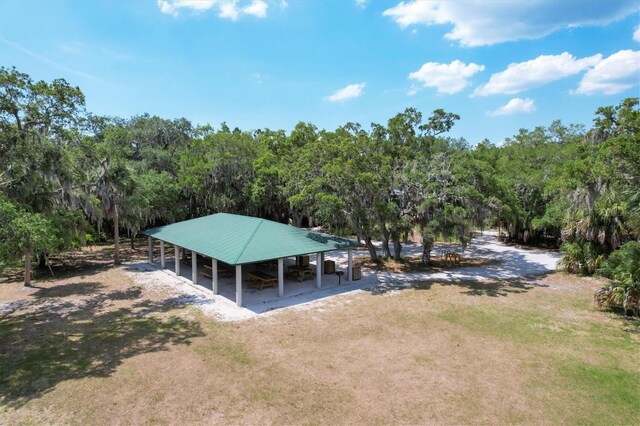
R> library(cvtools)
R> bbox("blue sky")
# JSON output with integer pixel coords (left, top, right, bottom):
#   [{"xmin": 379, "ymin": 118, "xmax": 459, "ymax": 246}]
[{"xmin": 1, "ymin": 0, "xmax": 639, "ymax": 144}]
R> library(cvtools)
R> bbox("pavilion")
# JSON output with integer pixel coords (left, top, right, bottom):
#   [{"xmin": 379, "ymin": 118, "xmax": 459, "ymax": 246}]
[{"xmin": 142, "ymin": 213, "xmax": 360, "ymax": 307}]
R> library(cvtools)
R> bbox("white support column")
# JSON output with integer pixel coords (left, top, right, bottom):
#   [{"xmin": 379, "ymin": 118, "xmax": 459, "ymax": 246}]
[
  {"xmin": 160, "ymin": 241, "xmax": 165, "ymax": 268},
  {"xmin": 320, "ymin": 252, "xmax": 325, "ymax": 274},
  {"xmin": 236, "ymin": 265, "xmax": 243, "ymax": 307},
  {"xmin": 278, "ymin": 258, "xmax": 284, "ymax": 297},
  {"xmin": 192, "ymin": 250, "xmax": 198, "ymax": 285},
  {"xmin": 175, "ymin": 246, "xmax": 180, "ymax": 275},
  {"xmin": 347, "ymin": 248, "xmax": 353, "ymax": 282},
  {"xmin": 147, "ymin": 236, "xmax": 153, "ymax": 263},
  {"xmin": 212, "ymin": 258, "xmax": 218, "ymax": 294},
  {"xmin": 316, "ymin": 252, "xmax": 322, "ymax": 289}
]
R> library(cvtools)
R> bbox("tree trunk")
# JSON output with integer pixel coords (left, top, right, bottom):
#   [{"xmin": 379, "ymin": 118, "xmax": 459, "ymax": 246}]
[
  {"xmin": 422, "ymin": 240, "xmax": 433, "ymax": 265},
  {"xmin": 363, "ymin": 235, "xmax": 378, "ymax": 262},
  {"xmin": 114, "ymin": 205, "xmax": 121, "ymax": 265},
  {"xmin": 292, "ymin": 211, "xmax": 302, "ymax": 227},
  {"xmin": 390, "ymin": 229, "xmax": 402, "ymax": 261},
  {"xmin": 130, "ymin": 235, "xmax": 135, "ymax": 250},
  {"xmin": 38, "ymin": 251, "xmax": 47, "ymax": 269},
  {"xmin": 379, "ymin": 221, "xmax": 392, "ymax": 258},
  {"xmin": 24, "ymin": 247, "xmax": 31, "ymax": 286}
]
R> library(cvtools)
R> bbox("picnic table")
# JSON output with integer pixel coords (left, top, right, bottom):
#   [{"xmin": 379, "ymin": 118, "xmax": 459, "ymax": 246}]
[
  {"xmin": 203, "ymin": 263, "xmax": 213, "ymax": 278},
  {"xmin": 287, "ymin": 265, "xmax": 314, "ymax": 282},
  {"xmin": 202, "ymin": 262, "xmax": 234, "ymax": 278},
  {"xmin": 246, "ymin": 270, "xmax": 278, "ymax": 289},
  {"xmin": 257, "ymin": 260, "xmax": 278, "ymax": 271},
  {"xmin": 443, "ymin": 251, "xmax": 461, "ymax": 267}
]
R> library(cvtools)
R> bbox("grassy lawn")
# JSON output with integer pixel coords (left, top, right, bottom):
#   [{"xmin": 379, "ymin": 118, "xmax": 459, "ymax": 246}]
[{"xmin": 1, "ymin": 266, "xmax": 638, "ymax": 425}]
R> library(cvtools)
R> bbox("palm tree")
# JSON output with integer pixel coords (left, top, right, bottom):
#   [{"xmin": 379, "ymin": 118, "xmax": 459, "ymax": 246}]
[{"xmin": 94, "ymin": 157, "xmax": 133, "ymax": 265}]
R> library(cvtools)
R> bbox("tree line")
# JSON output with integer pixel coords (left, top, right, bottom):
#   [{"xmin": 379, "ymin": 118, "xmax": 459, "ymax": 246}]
[{"xmin": 1, "ymin": 66, "xmax": 638, "ymax": 300}]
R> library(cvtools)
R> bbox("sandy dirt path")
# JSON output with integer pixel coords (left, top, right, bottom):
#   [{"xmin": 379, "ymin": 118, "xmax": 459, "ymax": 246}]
[{"xmin": 370, "ymin": 231, "xmax": 563, "ymax": 289}]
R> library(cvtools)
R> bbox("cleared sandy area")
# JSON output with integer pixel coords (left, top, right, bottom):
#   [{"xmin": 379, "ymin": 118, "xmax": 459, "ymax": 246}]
[{"xmin": 126, "ymin": 231, "xmax": 562, "ymax": 320}]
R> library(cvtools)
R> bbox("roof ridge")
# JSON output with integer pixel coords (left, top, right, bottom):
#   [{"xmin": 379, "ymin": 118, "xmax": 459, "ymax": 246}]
[{"xmin": 232, "ymin": 217, "xmax": 265, "ymax": 264}]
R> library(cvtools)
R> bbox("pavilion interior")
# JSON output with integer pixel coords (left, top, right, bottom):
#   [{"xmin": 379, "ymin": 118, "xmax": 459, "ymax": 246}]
[{"xmin": 148, "ymin": 245, "xmax": 360, "ymax": 309}]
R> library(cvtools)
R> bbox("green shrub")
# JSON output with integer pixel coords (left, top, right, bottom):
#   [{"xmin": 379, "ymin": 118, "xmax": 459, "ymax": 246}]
[
  {"xmin": 560, "ymin": 241, "xmax": 604, "ymax": 275},
  {"xmin": 599, "ymin": 242, "xmax": 640, "ymax": 291},
  {"xmin": 594, "ymin": 242, "xmax": 640, "ymax": 315}
]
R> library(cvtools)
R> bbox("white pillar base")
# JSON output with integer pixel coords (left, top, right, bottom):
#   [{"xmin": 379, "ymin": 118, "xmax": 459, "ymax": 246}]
[
  {"xmin": 212, "ymin": 258, "xmax": 218, "ymax": 294},
  {"xmin": 316, "ymin": 252, "xmax": 322, "ymax": 289},
  {"xmin": 278, "ymin": 258, "xmax": 284, "ymax": 297},
  {"xmin": 236, "ymin": 264, "xmax": 243, "ymax": 307},
  {"xmin": 192, "ymin": 250, "xmax": 198, "ymax": 285},
  {"xmin": 175, "ymin": 246, "xmax": 180, "ymax": 275}
]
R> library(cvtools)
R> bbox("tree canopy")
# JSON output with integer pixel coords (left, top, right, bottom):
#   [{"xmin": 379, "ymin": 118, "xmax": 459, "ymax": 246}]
[{"xmin": 1, "ymin": 66, "xmax": 638, "ymax": 288}]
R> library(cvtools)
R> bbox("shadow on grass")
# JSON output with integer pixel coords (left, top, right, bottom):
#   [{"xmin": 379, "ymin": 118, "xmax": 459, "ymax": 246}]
[
  {"xmin": 355, "ymin": 255, "xmax": 500, "ymax": 274},
  {"xmin": 620, "ymin": 317, "xmax": 640, "ymax": 335},
  {"xmin": 370, "ymin": 275, "xmax": 550, "ymax": 297},
  {"xmin": 0, "ymin": 239, "xmax": 151, "ymax": 284},
  {"xmin": 595, "ymin": 307, "xmax": 640, "ymax": 334},
  {"xmin": 30, "ymin": 282, "xmax": 107, "ymax": 298},
  {"xmin": 0, "ymin": 262, "xmax": 114, "ymax": 285},
  {"xmin": 0, "ymin": 281, "xmax": 204, "ymax": 408}
]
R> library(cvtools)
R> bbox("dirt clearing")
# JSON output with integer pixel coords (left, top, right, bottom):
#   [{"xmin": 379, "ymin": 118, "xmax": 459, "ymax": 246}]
[{"xmin": 1, "ymin": 266, "xmax": 638, "ymax": 425}]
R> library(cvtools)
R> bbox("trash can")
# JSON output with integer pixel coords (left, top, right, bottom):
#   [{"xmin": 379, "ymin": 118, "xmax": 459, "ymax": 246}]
[
  {"xmin": 324, "ymin": 260, "xmax": 335, "ymax": 274},
  {"xmin": 352, "ymin": 266, "xmax": 362, "ymax": 280}
]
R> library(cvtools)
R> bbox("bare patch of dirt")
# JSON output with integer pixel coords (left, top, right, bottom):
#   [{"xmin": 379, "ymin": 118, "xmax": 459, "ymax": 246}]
[
  {"xmin": 1, "ymin": 256, "xmax": 638, "ymax": 425},
  {"xmin": 0, "ymin": 268, "xmax": 204, "ymax": 409}
]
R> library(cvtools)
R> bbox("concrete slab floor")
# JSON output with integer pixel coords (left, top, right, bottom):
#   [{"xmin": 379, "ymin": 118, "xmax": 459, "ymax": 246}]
[{"xmin": 145, "ymin": 252, "xmax": 368, "ymax": 313}]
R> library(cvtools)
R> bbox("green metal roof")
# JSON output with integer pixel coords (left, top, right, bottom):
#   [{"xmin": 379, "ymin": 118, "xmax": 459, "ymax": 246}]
[{"xmin": 142, "ymin": 213, "xmax": 359, "ymax": 265}]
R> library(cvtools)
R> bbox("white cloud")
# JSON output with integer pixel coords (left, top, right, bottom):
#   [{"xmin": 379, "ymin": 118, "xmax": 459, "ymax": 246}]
[
  {"xmin": 575, "ymin": 50, "xmax": 640, "ymax": 95},
  {"xmin": 473, "ymin": 52, "xmax": 602, "ymax": 96},
  {"xmin": 158, "ymin": 0, "xmax": 268, "ymax": 19},
  {"xmin": 243, "ymin": 0, "xmax": 268, "ymax": 18},
  {"xmin": 157, "ymin": 0, "xmax": 216, "ymax": 16},
  {"xmin": 325, "ymin": 83, "xmax": 366, "ymax": 102},
  {"xmin": 488, "ymin": 98, "xmax": 536, "ymax": 116},
  {"xmin": 634, "ymin": 26, "xmax": 640, "ymax": 42},
  {"xmin": 383, "ymin": 0, "xmax": 639, "ymax": 46},
  {"xmin": 219, "ymin": 0, "xmax": 240, "ymax": 20},
  {"xmin": 408, "ymin": 60, "xmax": 484, "ymax": 95},
  {"xmin": 406, "ymin": 85, "xmax": 419, "ymax": 96},
  {"xmin": 355, "ymin": 0, "xmax": 368, "ymax": 8}
]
